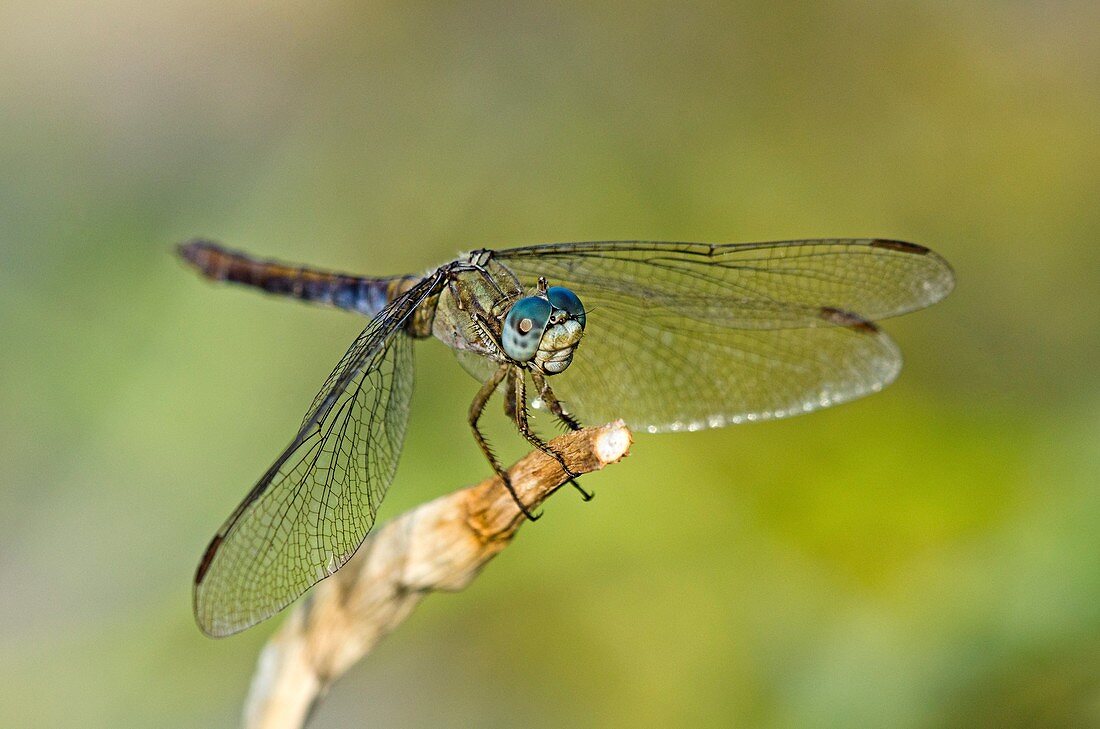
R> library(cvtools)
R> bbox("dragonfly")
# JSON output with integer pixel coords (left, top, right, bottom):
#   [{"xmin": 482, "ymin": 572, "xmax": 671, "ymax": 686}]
[{"xmin": 179, "ymin": 238, "xmax": 954, "ymax": 637}]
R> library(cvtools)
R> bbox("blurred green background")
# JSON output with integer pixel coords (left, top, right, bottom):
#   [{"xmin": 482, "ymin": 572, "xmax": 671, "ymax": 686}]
[{"xmin": 2, "ymin": 1, "xmax": 1098, "ymax": 727}]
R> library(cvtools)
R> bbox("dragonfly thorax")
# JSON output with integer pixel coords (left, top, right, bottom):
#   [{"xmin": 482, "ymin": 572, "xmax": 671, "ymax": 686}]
[{"xmin": 501, "ymin": 285, "xmax": 586, "ymax": 375}]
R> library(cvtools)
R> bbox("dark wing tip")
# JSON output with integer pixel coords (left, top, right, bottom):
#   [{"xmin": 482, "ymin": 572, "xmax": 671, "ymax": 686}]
[
  {"xmin": 869, "ymin": 239, "xmax": 931, "ymax": 255},
  {"xmin": 194, "ymin": 533, "xmax": 224, "ymax": 585},
  {"xmin": 870, "ymin": 239, "xmax": 956, "ymax": 309},
  {"xmin": 819, "ymin": 306, "xmax": 880, "ymax": 334}
]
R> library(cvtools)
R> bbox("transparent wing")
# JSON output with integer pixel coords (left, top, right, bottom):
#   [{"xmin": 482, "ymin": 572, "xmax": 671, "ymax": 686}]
[
  {"xmin": 193, "ymin": 273, "xmax": 444, "ymax": 637},
  {"xmin": 491, "ymin": 239, "xmax": 953, "ymax": 431}
]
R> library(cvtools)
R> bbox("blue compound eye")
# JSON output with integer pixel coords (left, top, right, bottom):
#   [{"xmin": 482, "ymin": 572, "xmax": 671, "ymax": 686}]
[
  {"xmin": 547, "ymin": 286, "xmax": 585, "ymax": 330},
  {"xmin": 502, "ymin": 296, "xmax": 552, "ymax": 362}
]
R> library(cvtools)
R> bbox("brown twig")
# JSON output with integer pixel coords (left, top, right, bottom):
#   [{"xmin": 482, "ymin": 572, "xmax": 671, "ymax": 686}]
[{"xmin": 243, "ymin": 421, "xmax": 633, "ymax": 729}]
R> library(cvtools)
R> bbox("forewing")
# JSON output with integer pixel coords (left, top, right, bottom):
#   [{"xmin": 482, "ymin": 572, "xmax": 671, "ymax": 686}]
[
  {"xmin": 193, "ymin": 273, "xmax": 443, "ymax": 637},
  {"xmin": 492, "ymin": 240, "xmax": 953, "ymax": 431}
]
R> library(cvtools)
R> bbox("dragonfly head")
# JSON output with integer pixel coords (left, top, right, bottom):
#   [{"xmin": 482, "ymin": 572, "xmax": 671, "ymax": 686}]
[{"xmin": 501, "ymin": 285, "xmax": 586, "ymax": 375}]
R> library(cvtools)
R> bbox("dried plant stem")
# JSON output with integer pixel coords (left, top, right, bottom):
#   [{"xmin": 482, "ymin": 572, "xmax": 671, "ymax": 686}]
[{"xmin": 243, "ymin": 421, "xmax": 633, "ymax": 729}]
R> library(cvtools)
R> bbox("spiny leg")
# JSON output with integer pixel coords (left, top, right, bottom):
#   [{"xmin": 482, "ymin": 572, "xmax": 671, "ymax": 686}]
[
  {"xmin": 531, "ymin": 371, "xmax": 583, "ymax": 432},
  {"xmin": 513, "ymin": 370, "xmax": 594, "ymax": 502},
  {"xmin": 470, "ymin": 364, "xmax": 540, "ymax": 521},
  {"xmin": 530, "ymin": 372, "xmax": 593, "ymax": 501}
]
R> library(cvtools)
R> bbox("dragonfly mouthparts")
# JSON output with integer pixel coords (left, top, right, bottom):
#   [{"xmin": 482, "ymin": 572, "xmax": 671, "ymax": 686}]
[{"xmin": 534, "ymin": 319, "xmax": 583, "ymax": 374}]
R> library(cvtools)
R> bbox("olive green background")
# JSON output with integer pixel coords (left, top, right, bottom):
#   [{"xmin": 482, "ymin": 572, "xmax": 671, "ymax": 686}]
[{"xmin": 2, "ymin": 2, "xmax": 1098, "ymax": 727}]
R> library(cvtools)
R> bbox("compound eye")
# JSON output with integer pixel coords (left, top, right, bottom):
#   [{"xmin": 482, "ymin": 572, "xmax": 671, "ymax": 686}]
[
  {"xmin": 547, "ymin": 286, "xmax": 585, "ymax": 330},
  {"xmin": 502, "ymin": 296, "xmax": 552, "ymax": 362}
]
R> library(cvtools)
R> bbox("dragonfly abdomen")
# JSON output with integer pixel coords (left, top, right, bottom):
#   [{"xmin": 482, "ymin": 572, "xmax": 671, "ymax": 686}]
[{"xmin": 178, "ymin": 239, "xmax": 409, "ymax": 317}]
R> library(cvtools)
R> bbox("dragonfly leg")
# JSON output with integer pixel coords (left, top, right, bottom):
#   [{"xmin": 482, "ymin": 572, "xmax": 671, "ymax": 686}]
[
  {"xmin": 470, "ymin": 364, "xmax": 541, "ymax": 521},
  {"xmin": 530, "ymin": 371, "xmax": 583, "ymax": 431},
  {"xmin": 513, "ymin": 370, "xmax": 594, "ymax": 502}
]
